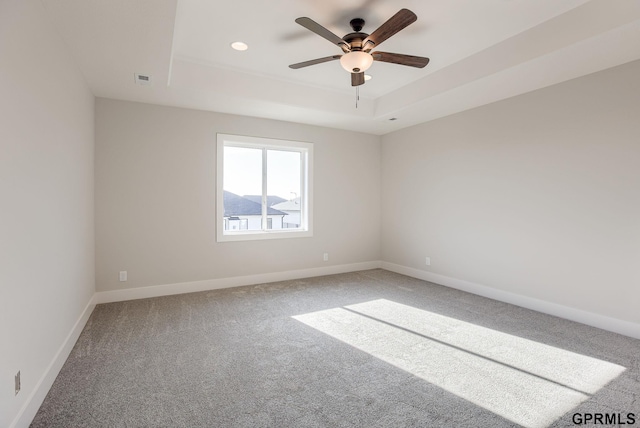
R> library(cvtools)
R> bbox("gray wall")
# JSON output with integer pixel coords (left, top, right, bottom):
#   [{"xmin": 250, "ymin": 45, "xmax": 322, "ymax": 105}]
[
  {"xmin": 95, "ymin": 99, "xmax": 381, "ymax": 291},
  {"xmin": 382, "ymin": 59, "xmax": 640, "ymax": 324},
  {"xmin": 0, "ymin": 1, "xmax": 95, "ymax": 426}
]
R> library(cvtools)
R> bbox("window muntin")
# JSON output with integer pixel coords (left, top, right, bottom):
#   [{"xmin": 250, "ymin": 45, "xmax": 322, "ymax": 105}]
[{"xmin": 216, "ymin": 134, "xmax": 313, "ymax": 242}]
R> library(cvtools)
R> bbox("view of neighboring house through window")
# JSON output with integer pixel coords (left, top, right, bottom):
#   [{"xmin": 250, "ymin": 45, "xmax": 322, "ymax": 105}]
[{"xmin": 216, "ymin": 134, "xmax": 313, "ymax": 242}]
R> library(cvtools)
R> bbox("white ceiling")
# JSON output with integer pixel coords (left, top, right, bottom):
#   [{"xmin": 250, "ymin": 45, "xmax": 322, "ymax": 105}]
[{"xmin": 41, "ymin": 0, "xmax": 640, "ymax": 135}]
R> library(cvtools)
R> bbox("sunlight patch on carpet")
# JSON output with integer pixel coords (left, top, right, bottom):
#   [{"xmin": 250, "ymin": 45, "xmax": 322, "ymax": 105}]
[{"xmin": 293, "ymin": 299, "xmax": 625, "ymax": 428}]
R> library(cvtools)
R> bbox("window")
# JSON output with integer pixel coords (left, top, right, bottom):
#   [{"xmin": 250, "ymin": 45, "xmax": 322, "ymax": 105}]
[{"xmin": 216, "ymin": 134, "xmax": 313, "ymax": 242}]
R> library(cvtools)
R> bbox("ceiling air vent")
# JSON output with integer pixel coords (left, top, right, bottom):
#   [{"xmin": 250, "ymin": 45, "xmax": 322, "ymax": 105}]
[{"xmin": 134, "ymin": 73, "xmax": 152, "ymax": 86}]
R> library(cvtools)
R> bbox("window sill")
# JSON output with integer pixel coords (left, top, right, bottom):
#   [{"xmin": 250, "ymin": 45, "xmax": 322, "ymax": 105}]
[{"xmin": 217, "ymin": 229, "xmax": 313, "ymax": 243}]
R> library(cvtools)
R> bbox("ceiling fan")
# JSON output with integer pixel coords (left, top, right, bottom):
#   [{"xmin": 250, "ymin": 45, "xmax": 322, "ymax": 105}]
[{"xmin": 289, "ymin": 9, "xmax": 429, "ymax": 87}]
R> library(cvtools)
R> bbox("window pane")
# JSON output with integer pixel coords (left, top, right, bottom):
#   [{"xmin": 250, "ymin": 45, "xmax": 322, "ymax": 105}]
[
  {"xmin": 267, "ymin": 149, "xmax": 301, "ymax": 230},
  {"xmin": 217, "ymin": 133, "xmax": 312, "ymax": 242},
  {"xmin": 223, "ymin": 146, "xmax": 262, "ymax": 231}
]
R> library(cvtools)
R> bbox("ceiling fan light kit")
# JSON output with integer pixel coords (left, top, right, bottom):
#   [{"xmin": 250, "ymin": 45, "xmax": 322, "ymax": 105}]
[
  {"xmin": 289, "ymin": 8, "xmax": 429, "ymax": 89},
  {"xmin": 340, "ymin": 51, "xmax": 373, "ymax": 73}
]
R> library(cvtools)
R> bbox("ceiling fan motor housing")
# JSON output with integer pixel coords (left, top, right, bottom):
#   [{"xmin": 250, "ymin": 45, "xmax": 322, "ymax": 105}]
[{"xmin": 343, "ymin": 32, "xmax": 368, "ymax": 51}]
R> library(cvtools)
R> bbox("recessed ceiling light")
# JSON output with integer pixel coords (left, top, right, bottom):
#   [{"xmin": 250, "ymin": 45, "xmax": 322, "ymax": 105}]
[
  {"xmin": 364, "ymin": 74, "xmax": 372, "ymax": 81},
  {"xmin": 231, "ymin": 42, "xmax": 248, "ymax": 51}
]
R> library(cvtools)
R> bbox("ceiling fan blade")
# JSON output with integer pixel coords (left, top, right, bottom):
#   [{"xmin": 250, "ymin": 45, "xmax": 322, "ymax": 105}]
[
  {"xmin": 351, "ymin": 72, "xmax": 365, "ymax": 87},
  {"xmin": 363, "ymin": 9, "xmax": 417, "ymax": 51},
  {"xmin": 372, "ymin": 51, "xmax": 430, "ymax": 68},
  {"xmin": 289, "ymin": 55, "xmax": 342, "ymax": 69},
  {"xmin": 295, "ymin": 17, "xmax": 349, "ymax": 51}
]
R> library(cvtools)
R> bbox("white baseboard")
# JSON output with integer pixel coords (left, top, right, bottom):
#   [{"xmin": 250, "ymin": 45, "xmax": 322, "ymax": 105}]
[
  {"xmin": 11, "ymin": 299, "xmax": 96, "ymax": 428},
  {"xmin": 381, "ymin": 261, "xmax": 640, "ymax": 340},
  {"xmin": 95, "ymin": 260, "xmax": 640, "ymax": 340},
  {"xmin": 94, "ymin": 261, "xmax": 382, "ymax": 304}
]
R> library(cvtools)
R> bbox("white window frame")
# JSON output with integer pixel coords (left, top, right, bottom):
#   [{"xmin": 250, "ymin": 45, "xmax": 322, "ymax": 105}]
[{"xmin": 216, "ymin": 133, "xmax": 313, "ymax": 242}]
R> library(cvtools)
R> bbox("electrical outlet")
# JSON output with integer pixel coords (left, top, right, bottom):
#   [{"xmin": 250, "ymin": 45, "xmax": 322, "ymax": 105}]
[
  {"xmin": 15, "ymin": 371, "xmax": 20, "ymax": 395},
  {"xmin": 323, "ymin": 253, "xmax": 329, "ymax": 262},
  {"xmin": 425, "ymin": 257, "xmax": 431, "ymax": 266},
  {"xmin": 119, "ymin": 271, "xmax": 127, "ymax": 282}
]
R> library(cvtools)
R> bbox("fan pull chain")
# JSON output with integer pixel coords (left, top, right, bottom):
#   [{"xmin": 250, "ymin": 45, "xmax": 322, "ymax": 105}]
[{"xmin": 355, "ymin": 86, "xmax": 359, "ymax": 108}]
